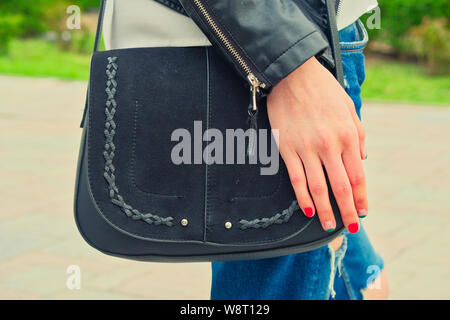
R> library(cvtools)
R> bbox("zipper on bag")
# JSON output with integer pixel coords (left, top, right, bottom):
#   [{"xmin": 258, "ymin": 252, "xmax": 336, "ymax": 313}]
[{"xmin": 192, "ymin": 0, "xmax": 266, "ymax": 155}]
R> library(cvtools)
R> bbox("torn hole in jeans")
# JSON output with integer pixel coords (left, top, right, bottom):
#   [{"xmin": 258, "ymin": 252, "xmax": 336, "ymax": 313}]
[{"xmin": 327, "ymin": 235, "xmax": 348, "ymax": 299}]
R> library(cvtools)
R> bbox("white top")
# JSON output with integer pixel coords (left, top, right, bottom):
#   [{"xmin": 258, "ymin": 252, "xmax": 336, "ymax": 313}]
[
  {"xmin": 103, "ymin": 0, "xmax": 378, "ymax": 50},
  {"xmin": 336, "ymin": 0, "xmax": 378, "ymax": 30},
  {"xmin": 103, "ymin": 0, "xmax": 211, "ymax": 50}
]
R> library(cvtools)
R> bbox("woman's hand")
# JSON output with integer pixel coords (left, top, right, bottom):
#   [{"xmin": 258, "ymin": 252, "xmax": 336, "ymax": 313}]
[{"xmin": 267, "ymin": 57, "xmax": 367, "ymax": 233}]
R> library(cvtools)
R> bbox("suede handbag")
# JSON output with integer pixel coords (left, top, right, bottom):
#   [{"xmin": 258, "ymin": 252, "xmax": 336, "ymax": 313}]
[{"xmin": 74, "ymin": 0, "xmax": 346, "ymax": 262}]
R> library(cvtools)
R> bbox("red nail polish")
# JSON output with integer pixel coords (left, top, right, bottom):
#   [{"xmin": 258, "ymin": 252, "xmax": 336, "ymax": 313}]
[
  {"xmin": 304, "ymin": 207, "xmax": 314, "ymax": 218},
  {"xmin": 348, "ymin": 223, "xmax": 359, "ymax": 233}
]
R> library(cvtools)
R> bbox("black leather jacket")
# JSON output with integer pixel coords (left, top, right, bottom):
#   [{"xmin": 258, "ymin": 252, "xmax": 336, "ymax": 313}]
[{"xmin": 153, "ymin": 0, "xmax": 344, "ymax": 94}]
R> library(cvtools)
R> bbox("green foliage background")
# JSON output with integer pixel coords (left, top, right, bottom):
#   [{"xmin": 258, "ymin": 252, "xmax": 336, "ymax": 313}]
[
  {"xmin": 363, "ymin": 0, "xmax": 450, "ymax": 51},
  {"xmin": 0, "ymin": 1, "xmax": 98, "ymax": 38}
]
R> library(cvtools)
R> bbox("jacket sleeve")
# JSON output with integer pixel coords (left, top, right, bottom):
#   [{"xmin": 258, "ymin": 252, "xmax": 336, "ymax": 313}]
[{"xmin": 178, "ymin": 0, "xmax": 330, "ymax": 90}]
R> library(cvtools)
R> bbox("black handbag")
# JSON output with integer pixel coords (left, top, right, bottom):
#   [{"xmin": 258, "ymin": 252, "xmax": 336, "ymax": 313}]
[{"xmin": 74, "ymin": 0, "xmax": 345, "ymax": 262}]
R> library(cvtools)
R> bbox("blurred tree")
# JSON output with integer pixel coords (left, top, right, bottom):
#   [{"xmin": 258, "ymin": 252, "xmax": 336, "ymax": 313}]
[
  {"xmin": 364, "ymin": 0, "xmax": 450, "ymax": 52},
  {"xmin": 0, "ymin": 14, "xmax": 24, "ymax": 54},
  {"xmin": 408, "ymin": 18, "xmax": 450, "ymax": 75},
  {"xmin": 0, "ymin": 0, "xmax": 100, "ymax": 54},
  {"xmin": 0, "ymin": 0, "xmax": 99, "ymax": 36},
  {"xmin": 76, "ymin": 0, "xmax": 100, "ymax": 10}
]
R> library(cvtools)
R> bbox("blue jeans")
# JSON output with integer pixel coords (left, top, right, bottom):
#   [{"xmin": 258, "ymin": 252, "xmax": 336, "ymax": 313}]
[{"xmin": 211, "ymin": 20, "xmax": 384, "ymax": 300}]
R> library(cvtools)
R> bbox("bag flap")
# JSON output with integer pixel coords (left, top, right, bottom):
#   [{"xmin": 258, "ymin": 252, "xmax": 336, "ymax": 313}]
[{"xmin": 85, "ymin": 47, "xmax": 318, "ymax": 246}]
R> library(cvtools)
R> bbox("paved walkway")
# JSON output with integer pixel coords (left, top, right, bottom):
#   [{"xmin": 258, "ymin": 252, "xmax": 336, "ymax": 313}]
[{"xmin": 1, "ymin": 75, "xmax": 449, "ymax": 299}]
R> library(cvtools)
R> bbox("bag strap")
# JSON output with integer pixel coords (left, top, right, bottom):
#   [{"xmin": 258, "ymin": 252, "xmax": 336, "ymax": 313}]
[
  {"xmin": 93, "ymin": 0, "xmax": 107, "ymax": 52},
  {"xmin": 80, "ymin": 0, "xmax": 107, "ymax": 128}
]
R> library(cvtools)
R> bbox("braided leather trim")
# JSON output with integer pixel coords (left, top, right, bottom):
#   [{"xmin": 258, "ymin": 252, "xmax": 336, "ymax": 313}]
[
  {"xmin": 239, "ymin": 201, "xmax": 300, "ymax": 230},
  {"xmin": 102, "ymin": 56, "xmax": 174, "ymax": 227}
]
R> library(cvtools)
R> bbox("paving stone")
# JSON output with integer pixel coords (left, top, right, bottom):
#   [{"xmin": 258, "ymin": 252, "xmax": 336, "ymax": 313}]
[
  {"xmin": 1, "ymin": 265, "xmax": 93, "ymax": 297},
  {"xmin": 114, "ymin": 263, "xmax": 211, "ymax": 300}
]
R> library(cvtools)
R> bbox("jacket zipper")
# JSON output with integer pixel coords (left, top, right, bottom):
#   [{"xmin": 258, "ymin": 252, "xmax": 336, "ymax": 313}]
[
  {"xmin": 336, "ymin": 0, "xmax": 343, "ymax": 18},
  {"xmin": 192, "ymin": 0, "xmax": 266, "ymax": 114}
]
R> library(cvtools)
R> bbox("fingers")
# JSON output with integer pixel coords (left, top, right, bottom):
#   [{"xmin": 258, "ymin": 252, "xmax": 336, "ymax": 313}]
[
  {"xmin": 322, "ymin": 155, "xmax": 360, "ymax": 233},
  {"xmin": 283, "ymin": 152, "xmax": 315, "ymax": 218},
  {"xmin": 342, "ymin": 147, "xmax": 369, "ymax": 219},
  {"xmin": 348, "ymin": 102, "xmax": 367, "ymax": 160},
  {"xmin": 301, "ymin": 154, "xmax": 337, "ymax": 232},
  {"xmin": 355, "ymin": 119, "xmax": 367, "ymax": 160},
  {"xmin": 344, "ymin": 100, "xmax": 369, "ymax": 218}
]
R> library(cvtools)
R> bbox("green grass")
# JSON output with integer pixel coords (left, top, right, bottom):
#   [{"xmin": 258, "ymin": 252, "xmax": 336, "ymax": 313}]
[
  {"xmin": 363, "ymin": 60, "xmax": 450, "ymax": 105},
  {"xmin": 0, "ymin": 38, "xmax": 449, "ymax": 105},
  {"xmin": 0, "ymin": 38, "xmax": 91, "ymax": 80}
]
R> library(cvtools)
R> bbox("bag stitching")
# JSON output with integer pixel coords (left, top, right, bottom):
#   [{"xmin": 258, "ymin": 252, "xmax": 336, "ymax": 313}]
[
  {"xmin": 239, "ymin": 200, "xmax": 299, "ymax": 230},
  {"xmin": 102, "ymin": 56, "xmax": 174, "ymax": 227}
]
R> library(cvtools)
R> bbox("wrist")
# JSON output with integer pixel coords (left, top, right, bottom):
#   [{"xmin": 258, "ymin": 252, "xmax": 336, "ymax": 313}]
[{"xmin": 286, "ymin": 56, "xmax": 322, "ymax": 83}]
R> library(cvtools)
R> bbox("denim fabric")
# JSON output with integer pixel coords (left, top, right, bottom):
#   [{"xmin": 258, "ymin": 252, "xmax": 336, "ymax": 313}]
[
  {"xmin": 211, "ymin": 20, "xmax": 384, "ymax": 300},
  {"xmin": 339, "ymin": 19, "xmax": 369, "ymax": 119}
]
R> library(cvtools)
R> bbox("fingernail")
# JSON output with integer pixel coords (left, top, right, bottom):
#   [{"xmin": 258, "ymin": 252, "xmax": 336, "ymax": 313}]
[
  {"xmin": 304, "ymin": 207, "xmax": 314, "ymax": 218},
  {"xmin": 324, "ymin": 221, "xmax": 335, "ymax": 232},
  {"xmin": 348, "ymin": 222, "xmax": 359, "ymax": 234},
  {"xmin": 358, "ymin": 209, "xmax": 368, "ymax": 218}
]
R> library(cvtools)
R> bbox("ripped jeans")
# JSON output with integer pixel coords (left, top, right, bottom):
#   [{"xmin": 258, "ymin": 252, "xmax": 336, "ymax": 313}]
[{"xmin": 210, "ymin": 20, "xmax": 384, "ymax": 300}]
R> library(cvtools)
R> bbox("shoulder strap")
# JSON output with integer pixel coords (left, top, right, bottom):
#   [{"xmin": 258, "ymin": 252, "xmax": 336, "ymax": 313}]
[
  {"xmin": 80, "ymin": 0, "xmax": 107, "ymax": 128},
  {"xmin": 93, "ymin": 0, "xmax": 107, "ymax": 52}
]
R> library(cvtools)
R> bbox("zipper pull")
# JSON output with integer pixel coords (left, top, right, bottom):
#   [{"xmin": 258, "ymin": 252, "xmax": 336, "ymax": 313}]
[
  {"xmin": 247, "ymin": 73, "xmax": 263, "ymax": 112},
  {"xmin": 246, "ymin": 73, "xmax": 263, "ymax": 157},
  {"xmin": 247, "ymin": 102, "xmax": 258, "ymax": 157}
]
